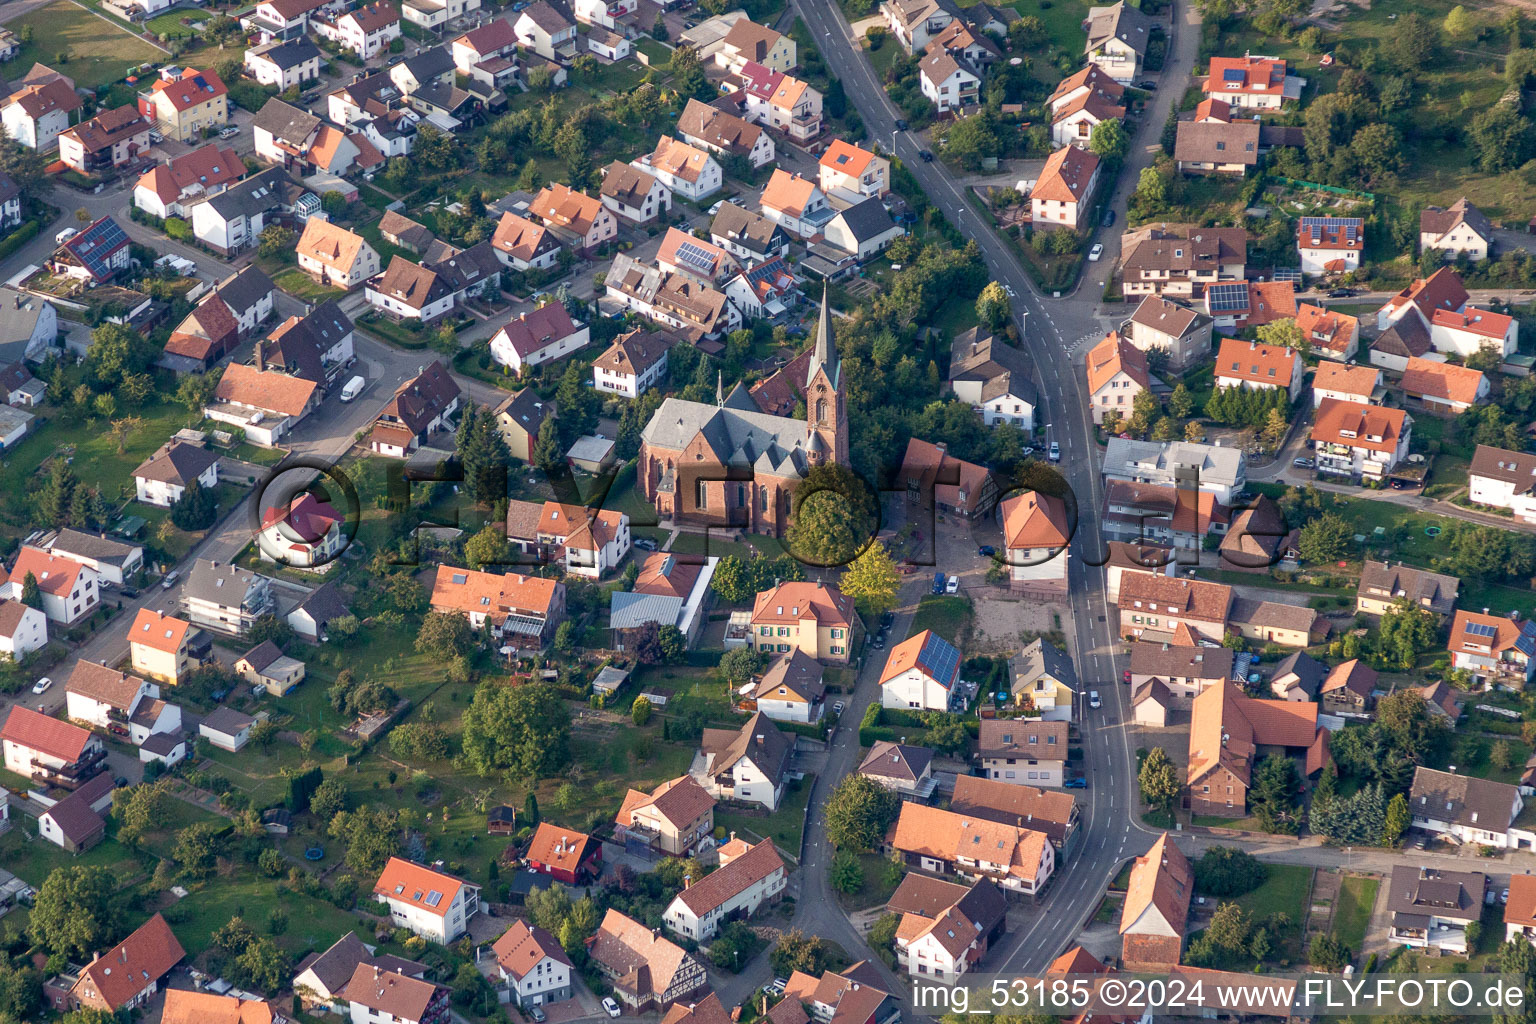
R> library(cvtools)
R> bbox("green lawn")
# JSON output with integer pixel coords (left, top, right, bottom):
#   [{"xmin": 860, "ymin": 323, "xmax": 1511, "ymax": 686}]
[
  {"xmin": 715, "ymin": 776, "xmax": 814, "ymax": 856},
  {"xmin": 838, "ymin": 852, "xmax": 903, "ymax": 911},
  {"xmin": 910, "ymin": 594, "xmax": 973, "ymax": 646},
  {"xmin": 1332, "ymin": 874, "xmax": 1378, "ymax": 954},
  {"xmin": 0, "ymin": 827, "xmax": 143, "ymax": 887},
  {"xmin": 1234, "ymin": 863, "xmax": 1314, "ymax": 923},
  {"xmin": 272, "ymin": 267, "xmax": 346, "ymax": 304},
  {"xmin": 5, "ymin": 2, "xmax": 163, "ymax": 91},
  {"xmin": 143, "ymin": 8, "xmax": 210, "ymax": 37}
]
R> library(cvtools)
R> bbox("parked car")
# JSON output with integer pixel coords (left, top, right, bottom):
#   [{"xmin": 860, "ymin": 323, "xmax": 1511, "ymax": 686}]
[
  {"xmin": 894, "ymin": 118, "xmax": 909, "ymax": 131},
  {"xmin": 1064, "ymin": 777, "xmax": 1088, "ymax": 788},
  {"xmin": 1048, "ymin": 441, "xmax": 1061, "ymax": 462},
  {"xmin": 1101, "ymin": 208, "xmax": 1115, "ymax": 227},
  {"xmin": 161, "ymin": 569, "xmax": 179, "ymax": 589},
  {"xmin": 218, "ymin": 126, "xmax": 239, "ymax": 140},
  {"xmin": 1504, "ymin": 888, "xmax": 1512, "ymax": 904},
  {"xmin": 832, "ymin": 701, "xmax": 844, "ymax": 716},
  {"xmin": 945, "ymin": 575, "xmax": 959, "ymax": 594},
  {"xmin": 978, "ymin": 545, "xmax": 995, "ymax": 557},
  {"xmin": 1138, "ymin": 80, "xmax": 1157, "ymax": 89},
  {"xmin": 1293, "ymin": 457, "xmax": 1315, "ymax": 469},
  {"xmin": 1328, "ymin": 288, "xmax": 1354, "ymax": 298},
  {"xmin": 31, "ymin": 677, "xmax": 52, "ymax": 695},
  {"xmin": 603, "ymin": 999, "xmax": 622, "ymax": 1018},
  {"xmin": 633, "ymin": 537, "xmax": 659, "ymax": 552},
  {"xmin": 919, "ymin": 150, "xmax": 934, "ymax": 162},
  {"xmin": 708, "ymin": 201, "xmax": 724, "ymax": 215},
  {"xmin": 1088, "ymin": 690, "xmax": 1102, "ymax": 709},
  {"xmin": 1122, "ymin": 669, "xmax": 1132, "ymax": 684},
  {"xmin": 932, "ymin": 571, "xmax": 945, "ymax": 595},
  {"xmin": 1088, "ymin": 243, "xmax": 1104, "ymax": 261},
  {"xmin": 880, "ymin": 611, "xmax": 895, "ymax": 629},
  {"xmin": 55, "ymin": 227, "xmax": 78, "ymax": 245}
]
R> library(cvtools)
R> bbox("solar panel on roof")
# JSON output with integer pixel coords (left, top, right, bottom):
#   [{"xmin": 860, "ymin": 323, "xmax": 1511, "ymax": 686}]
[
  {"xmin": 424, "ymin": 890, "xmax": 443, "ymax": 906},
  {"xmin": 1222, "ymin": 67, "xmax": 1246, "ymax": 81},
  {"xmin": 920, "ymin": 633, "xmax": 959, "ymax": 686},
  {"xmin": 1465, "ymin": 621, "xmax": 1498, "ymax": 638},
  {"xmin": 1207, "ymin": 282, "xmax": 1248, "ymax": 312},
  {"xmin": 675, "ymin": 240, "xmax": 717, "ymax": 272}
]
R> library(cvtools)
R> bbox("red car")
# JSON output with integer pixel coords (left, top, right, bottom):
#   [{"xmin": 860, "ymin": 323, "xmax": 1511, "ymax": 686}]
[{"xmin": 1122, "ymin": 670, "xmax": 1132, "ymax": 684}]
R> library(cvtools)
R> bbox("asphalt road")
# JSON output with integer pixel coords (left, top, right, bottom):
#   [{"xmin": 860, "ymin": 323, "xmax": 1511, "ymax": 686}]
[{"xmin": 793, "ymin": 0, "xmax": 1206, "ymax": 979}]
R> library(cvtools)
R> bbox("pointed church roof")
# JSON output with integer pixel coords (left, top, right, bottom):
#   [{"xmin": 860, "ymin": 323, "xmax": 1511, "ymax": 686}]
[
  {"xmin": 723, "ymin": 380, "xmax": 759, "ymax": 412},
  {"xmin": 806, "ymin": 284, "xmax": 839, "ymax": 389}
]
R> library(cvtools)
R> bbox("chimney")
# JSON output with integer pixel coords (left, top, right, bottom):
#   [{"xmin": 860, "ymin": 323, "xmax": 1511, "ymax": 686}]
[
  {"xmin": 254, "ymin": 341, "xmax": 265, "ymax": 372},
  {"xmin": 729, "ymin": 831, "xmax": 736, "ymax": 842},
  {"xmin": 683, "ymin": 875, "xmax": 691, "ymax": 888}
]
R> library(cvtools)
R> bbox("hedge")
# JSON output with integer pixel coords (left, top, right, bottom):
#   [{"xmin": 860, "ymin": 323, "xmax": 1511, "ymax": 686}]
[{"xmin": 0, "ymin": 219, "xmax": 40, "ymax": 263}]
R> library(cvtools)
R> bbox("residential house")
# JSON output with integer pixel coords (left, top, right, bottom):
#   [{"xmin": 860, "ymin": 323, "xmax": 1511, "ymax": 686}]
[
  {"xmin": 340, "ymin": 964, "xmax": 448, "ymax": 1024},
  {"xmin": 760, "ymin": 169, "xmax": 833, "ymax": 239},
  {"xmin": 234, "ymin": 639, "xmax": 306, "ymax": 695},
  {"xmin": 0, "ymin": 599, "xmax": 46, "ymax": 664},
  {"xmin": 1448, "ymin": 609, "xmax": 1536, "ymax": 686},
  {"xmin": 1083, "ymin": 1, "xmax": 1155, "ymax": 83},
  {"xmin": 570, "ymin": 0, "xmax": 633, "ymax": 31},
  {"xmin": 1430, "ymin": 306, "xmax": 1518, "ymax": 359},
  {"xmin": 294, "ymin": 933, "xmax": 429, "ymax": 1015},
  {"xmin": 64, "ymin": 660, "xmax": 181, "ymax": 745},
  {"xmin": 1372, "ymin": 312, "xmax": 1438, "ymax": 373},
  {"xmin": 1320, "ymin": 658, "xmax": 1377, "ymax": 718},
  {"xmin": 158, "ymin": 266, "xmax": 275, "ymax": 374},
  {"xmin": 1174, "ymin": 119, "xmax": 1259, "ymax": 176},
  {"xmin": 6, "ymin": 546, "xmax": 98, "ymax": 625},
  {"xmin": 1507, "ymin": 876, "xmax": 1536, "ymax": 943},
  {"xmin": 896, "ymin": 437, "xmax": 998, "ymax": 519},
  {"xmin": 1030, "ymin": 144, "xmax": 1100, "ymax": 230},
  {"xmin": 947, "ymin": 326, "xmax": 1038, "ymax": 430},
  {"xmin": 39, "ymin": 771, "xmax": 114, "ymax": 853},
  {"xmin": 605, "ymin": 255, "xmax": 740, "ymax": 341},
  {"xmin": 180, "ymin": 559, "xmax": 275, "ymax": 636},
  {"xmin": 1270, "ymin": 650, "xmax": 1327, "ymax": 702},
  {"xmin": 493, "ymin": 921, "xmax": 573, "ymax": 1010},
  {"xmin": 857, "ymin": 741, "xmax": 935, "ymax": 799},
  {"xmin": 1048, "ymin": 64, "xmax": 1125, "ymax": 148},
  {"xmin": 260, "ymin": 299, "xmax": 355, "ymax": 388},
  {"xmin": 664, "ymin": 836, "xmax": 785, "ymax": 940},
  {"xmin": 613, "ymin": 776, "xmax": 715, "ymax": 857},
  {"xmin": 373, "ymin": 857, "xmax": 480, "ymax": 943},
  {"xmin": 245, "ymin": 38, "xmax": 325, "ymax": 89},
  {"xmin": 199, "ymin": 706, "xmax": 255, "ymax": 752},
  {"xmin": 1297, "ymin": 215, "xmax": 1364, "ymax": 276},
  {"xmin": 1128, "ymin": 640, "xmax": 1232, "ymax": 709},
  {"xmin": 1122, "ymin": 295, "xmax": 1213, "ymax": 370},
  {"xmin": 1420, "ymin": 681, "xmax": 1466, "ymax": 725},
  {"xmin": 1218, "ymin": 495, "xmax": 1287, "ymax": 571},
  {"xmin": 610, "ymin": 553, "xmax": 719, "ymax": 650},
  {"xmin": 161, "ymin": 991, "xmax": 287, "ymax": 1024},
  {"xmin": 587, "ymin": 909, "xmax": 708, "ymax": 1011},
  {"xmin": 657, "ymin": 227, "xmax": 733, "ymax": 287},
  {"xmin": 57, "ymin": 105, "xmax": 149, "ymax": 175},
  {"xmin": 1, "ymin": 73, "xmax": 80, "ymax": 150},
  {"xmin": 490, "ymin": 212, "xmax": 562, "ymax": 271},
  {"xmin": 716, "ymin": 19, "xmax": 795, "ymax": 73},
  {"xmin": 711, "ymin": 203, "xmax": 790, "ymax": 263},
  {"xmin": 296, "ymin": 218, "xmax": 380, "ymax": 290},
  {"xmin": 1311, "ymin": 398, "xmax": 1413, "ymax": 481},
  {"xmin": 1295, "ymin": 302, "xmax": 1360, "ymax": 361},
  {"xmin": 890, "ymin": 801, "xmax": 1056, "ymax": 896},
  {"xmin": 1469, "ymin": 445, "xmax": 1536, "ymax": 523},
  {"xmin": 525, "ymin": 822, "xmax": 602, "ymax": 884},
  {"xmin": 677, "ymin": 98, "xmax": 773, "ymax": 169},
  {"xmin": 1202, "ymin": 54, "xmax": 1295, "ymax": 109},
  {"xmin": 1214, "ymin": 337, "xmax": 1303, "ymax": 402},
  {"xmin": 600, "ymin": 162, "xmax": 671, "ymax": 225},
  {"xmin": 529, "ymin": 183, "xmax": 618, "ymax": 255},
  {"xmin": 1376, "ymin": 266, "xmax": 1469, "ymax": 334},
  {"xmin": 881, "ymin": 629, "xmax": 962, "ymax": 712},
  {"xmin": 1187, "ymin": 682, "xmax": 1326, "ymax": 817},
  {"xmin": 488, "ymin": 302, "xmax": 590, "ymax": 374},
  {"xmin": 316, "ymin": 1, "xmax": 400, "ymax": 58},
  {"xmin": 879, "ymin": 0, "xmax": 962, "ymax": 53},
  {"xmin": 137, "ymin": 67, "xmax": 228, "ymax": 143},
  {"xmin": 1119, "ymin": 225, "xmax": 1247, "ymax": 301},
  {"xmin": 724, "ymin": 257, "xmax": 798, "ymax": 321},
  {"xmin": 695, "ymin": 712, "xmax": 793, "ymax": 811},
  {"xmin": 205, "ymin": 362, "xmax": 320, "ymax": 446},
  {"xmin": 1387, "ymin": 865, "xmax": 1487, "ymax": 954},
  {"xmin": 735, "ymin": 61, "xmax": 823, "ymax": 143},
  {"xmin": 428, "ymin": 565, "xmax": 566, "ymax": 644},
  {"xmin": 187, "ymin": 166, "xmax": 308, "ymax": 256},
  {"xmin": 0, "ymin": 705, "xmax": 106, "ymax": 789},
  {"xmin": 1420, "ymin": 197, "xmax": 1492, "ymax": 262},
  {"xmin": 0, "ymin": 175, "xmax": 16, "ymax": 235},
  {"xmin": 891, "ymin": 876, "xmax": 1007, "ymax": 982},
  {"xmin": 134, "ymin": 143, "xmax": 244, "ymax": 219},
  {"xmin": 918, "ymin": 51, "xmax": 980, "ymax": 112},
  {"xmin": 1102, "ymin": 480, "xmax": 1226, "ymax": 552},
  {"xmin": 779, "ymin": 965, "xmax": 901, "ymax": 1024},
  {"xmin": 977, "ymin": 719, "xmax": 1067, "ymax": 788},
  {"xmin": 241, "ymin": 0, "xmax": 331, "ymax": 41},
  {"xmin": 493, "ymin": 388, "xmax": 556, "ymax": 462},
  {"xmin": 366, "ymin": 256, "xmax": 456, "ymax": 323},
  {"xmin": 1410, "ymin": 767, "xmax": 1528, "ymax": 849},
  {"xmin": 819, "ymin": 139, "xmax": 889, "ymax": 198},
  {"xmin": 128, "ymin": 608, "xmax": 196, "ymax": 685},
  {"xmin": 746, "ymin": 649, "xmax": 824, "ymax": 723},
  {"xmin": 823, "ymin": 197, "xmax": 904, "ymax": 261},
  {"xmin": 1118, "ymin": 573, "xmax": 1232, "ymax": 642},
  {"xmin": 258, "ymin": 492, "xmax": 344, "ymax": 569},
  {"xmin": 69, "ymin": 914, "xmax": 184, "ymax": 1014},
  {"xmin": 379, "ymin": 210, "xmax": 435, "ymax": 254},
  {"xmin": 950, "ymin": 774, "xmax": 1082, "ymax": 861},
  {"xmin": 504, "ymin": 500, "xmax": 630, "ymax": 579},
  {"xmin": 1086, "ymin": 330, "xmax": 1149, "ymax": 426},
  {"xmin": 1312, "ymin": 361, "xmax": 1381, "ymax": 409},
  {"xmin": 513, "ymin": 2, "xmax": 577, "ymax": 62},
  {"xmin": 1118, "ymin": 833, "xmax": 1191, "ymax": 970},
  {"xmin": 48, "ymin": 216, "xmax": 130, "ymax": 283},
  {"xmin": 748, "ymin": 580, "xmax": 856, "ymax": 664},
  {"xmin": 44, "ymin": 529, "xmax": 142, "ymax": 587},
  {"xmin": 286, "ymin": 582, "xmax": 351, "ymax": 643},
  {"xmin": 1401, "ymin": 357, "xmax": 1488, "ymax": 414},
  {"xmin": 1, "ymin": 360, "xmax": 44, "ymax": 406},
  {"xmin": 999, "ymin": 490, "xmax": 1071, "ymax": 594},
  {"xmin": 1010, "ymin": 638, "xmax": 1076, "ymax": 721}
]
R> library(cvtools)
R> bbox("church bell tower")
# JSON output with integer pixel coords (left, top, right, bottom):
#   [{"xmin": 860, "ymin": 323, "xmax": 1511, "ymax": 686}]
[{"xmin": 805, "ymin": 285, "xmax": 848, "ymax": 466}]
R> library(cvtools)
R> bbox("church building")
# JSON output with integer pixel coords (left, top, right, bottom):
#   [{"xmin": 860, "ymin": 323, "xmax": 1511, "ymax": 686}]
[{"xmin": 638, "ymin": 287, "xmax": 848, "ymax": 537}]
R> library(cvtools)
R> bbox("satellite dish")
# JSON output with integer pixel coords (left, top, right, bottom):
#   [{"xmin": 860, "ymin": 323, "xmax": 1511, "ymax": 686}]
[
  {"xmin": 1010, "ymin": 57, "xmax": 1023, "ymax": 65},
  {"xmin": 1407, "ymin": 454, "xmax": 1425, "ymax": 463}
]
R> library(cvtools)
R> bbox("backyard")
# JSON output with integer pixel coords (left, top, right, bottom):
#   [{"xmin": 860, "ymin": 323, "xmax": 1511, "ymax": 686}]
[
  {"xmin": 910, "ymin": 594, "xmax": 973, "ymax": 646},
  {"xmin": 1331, "ymin": 873, "xmax": 1378, "ymax": 954},
  {"xmin": 5, "ymin": 2, "xmax": 163, "ymax": 91}
]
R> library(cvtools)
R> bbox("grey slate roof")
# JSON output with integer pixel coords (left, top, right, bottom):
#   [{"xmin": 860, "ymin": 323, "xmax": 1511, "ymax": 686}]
[
  {"xmin": 1374, "ymin": 314, "xmax": 1432, "ymax": 359},
  {"xmin": 951, "ymin": 327, "xmax": 1038, "ymax": 407},
  {"xmin": 400, "ymin": 45, "xmax": 455, "ymax": 84},
  {"xmin": 1386, "ymin": 864, "xmax": 1484, "ymax": 924},
  {"xmin": 134, "ymin": 440, "xmax": 219, "ymax": 486},
  {"xmin": 857, "ymin": 740, "xmax": 933, "ymax": 783},
  {"xmin": 1084, "ymin": 1, "xmax": 1155, "ymax": 55},
  {"xmin": 253, "ymin": 97, "xmax": 320, "ymax": 145},
  {"xmin": 49, "ymin": 528, "xmax": 142, "ymax": 565},
  {"xmin": 202, "ymin": 167, "xmax": 294, "ymax": 222},
  {"xmin": 184, "ymin": 558, "xmax": 269, "ymax": 608},
  {"xmin": 215, "ymin": 265, "xmax": 275, "ymax": 318},
  {"xmin": 1102, "ymin": 437, "xmax": 1245, "ymax": 491},
  {"xmin": 0, "ymin": 296, "xmax": 50, "ymax": 364},
  {"xmin": 640, "ymin": 395, "xmax": 811, "ymax": 481},
  {"xmin": 293, "ymin": 581, "xmax": 350, "ymax": 623},
  {"xmin": 1129, "ymin": 640, "xmax": 1233, "ymax": 680},
  {"xmin": 830, "ymin": 196, "xmax": 898, "ymax": 246},
  {"xmin": 1410, "ymin": 766, "xmax": 1519, "ymax": 834},
  {"xmin": 1357, "ymin": 560, "xmax": 1459, "ymax": 616},
  {"xmin": 240, "ymin": 639, "xmax": 284, "ymax": 673},
  {"xmin": 1271, "ymin": 651, "xmax": 1326, "ymax": 698},
  {"xmin": 201, "ymin": 705, "xmax": 255, "ymax": 735},
  {"xmin": 253, "ymin": 38, "xmax": 323, "ymax": 70}
]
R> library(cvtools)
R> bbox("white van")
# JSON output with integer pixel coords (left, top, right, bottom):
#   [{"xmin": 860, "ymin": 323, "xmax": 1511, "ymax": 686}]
[
  {"xmin": 340, "ymin": 375, "xmax": 365, "ymax": 402},
  {"xmin": 55, "ymin": 227, "xmax": 78, "ymax": 245}
]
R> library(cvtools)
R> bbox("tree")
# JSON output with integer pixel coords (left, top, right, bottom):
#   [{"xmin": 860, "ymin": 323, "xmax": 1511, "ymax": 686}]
[
  {"xmin": 1256, "ymin": 317, "xmax": 1307, "ymax": 353},
  {"xmin": 464, "ymin": 524, "xmax": 509, "ymax": 569},
  {"xmin": 173, "ymin": 820, "xmax": 225, "ymax": 878},
  {"xmin": 113, "ymin": 782, "xmax": 167, "ymax": 847},
  {"xmin": 1185, "ymin": 421, "xmax": 1207, "ymax": 443},
  {"xmin": 1152, "ymin": 416, "xmax": 1177, "ymax": 442},
  {"xmin": 1260, "ymin": 407, "xmax": 1288, "ymax": 450},
  {"xmin": 719, "ymin": 647, "xmax": 762, "ymax": 687},
  {"xmin": 786, "ymin": 464, "xmax": 879, "ymax": 568},
  {"xmin": 19, "ymin": 571, "xmax": 40, "ymax": 610},
  {"xmin": 839, "ymin": 544, "xmax": 901, "ymax": 615},
  {"xmin": 456, "ymin": 403, "xmax": 512, "ymax": 504},
  {"xmin": 1248, "ymin": 753, "xmax": 1302, "ymax": 835},
  {"xmin": 658, "ymin": 625, "xmax": 686, "ymax": 663},
  {"xmin": 824, "ymin": 774, "xmax": 901, "ymax": 852},
  {"xmin": 416, "ymin": 611, "xmax": 475, "ymax": 660},
  {"xmin": 86, "ymin": 323, "xmax": 152, "ymax": 388},
  {"xmin": 460, "ymin": 681, "xmax": 572, "ymax": 779},
  {"xmin": 1195, "ymin": 847, "xmax": 1268, "ymax": 896},
  {"xmin": 310, "ymin": 778, "xmax": 350, "ymax": 820},
  {"xmin": 0, "ymin": 964, "xmax": 42, "ymax": 1022},
  {"xmin": 667, "ymin": 45, "xmax": 712, "ymax": 101},
  {"xmin": 1139, "ymin": 747, "xmax": 1179, "ymax": 812},
  {"xmin": 1298, "ymin": 512, "xmax": 1351, "ymax": 564},
  {"xmin": 975, "ymin": 281, "xmax": 1011, "ymax": 331},
  {"xmin": 531, "ymin": 418, "xmax": 563, "ymax": 474},
  {"xmin": 1384, "ymin": 792, "xmax": 1410, "ymax": 846},
  {"xmin": 1444, "ymin": 4, "xmax": 1476, "ymax": 39},
  {"xmin": 30, "ymin": 865, "xmax": 120, "ymax": 959},
  {"xmin": 170, "ymin": 482, "xmax": 218, "ymax": 531},
  {"xmin": 1127, "ymin": 388, "xmax": 1160, "ymax": 436},
  {"xmin": 1469, "ymin": 103, "xmax": 1535, "ymax": 173},
  {"xmin": 329, "ymin": 805, "xmax": 402, "ymax": 876},
  {"xmin": 631, "ymin": 694, "xmax": 653, "ymax": 726},
  {"xmin": 1494, "ymin": 739, "xmax": 1516, "ymax": 773},
  {"xmin": 709, "ymin": 554, "xmax": 754, "ymax": 603},
  {"xmin": 771, "ymin": 930, "xmax": 836, "ymax": 978},
  {"xmin": 1089, "ymin": 117, "xmax": 1128, "ymax": 162},
  {"xmin": 258, "ymin": 224, "xmax": 294, "ymax": 257},
  {"xmin": 831, "ymin": 849, "xmax": 865, "ymax": 894},
  {"xmin": 1205, "ymin": 902, "xmax": 1253, "ymax": 960},
  {"xmin": 250, "ymin": 718, "xmax": 279, "ymax": 752},
  {"xmin": 1308, "ymin": 933, "xmax": 1349, "ymax": 969},
  {"xmin": 525, "ymin": 791, "xmax": 540, "ymax": 825},
  {"xmin": 1169, "ymin": 382, "xmax": 1194, "ymax": 419},
  {"xmin": 1350, "ymin": 123, "xmax": 1402, "ymax": 184},
  {"xmin": 1377, "ymin": 599, "xmax": 1438, "ymax": 671},
  {"xmin": 1133, "ymin": 163, "xmax": 1167, "ymax": 214}
]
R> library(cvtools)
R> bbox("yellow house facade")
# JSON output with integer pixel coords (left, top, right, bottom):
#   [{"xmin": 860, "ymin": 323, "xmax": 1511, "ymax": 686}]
[
  {"xmin": 748, "ymin": 580, "xmax": 856, "ymax": 665},
  {"xmin": 128, "ymin": 608, "xmax": 194, "ymax": 685}
]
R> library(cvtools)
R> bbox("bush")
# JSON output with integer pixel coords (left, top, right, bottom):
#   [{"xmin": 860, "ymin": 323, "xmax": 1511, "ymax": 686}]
[{"xmin": 1194, "ymin": 847, "xmax": 1268, "ymax": 897}]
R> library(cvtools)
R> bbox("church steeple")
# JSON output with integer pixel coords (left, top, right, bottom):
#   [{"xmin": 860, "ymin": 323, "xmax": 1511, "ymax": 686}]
[
  {"xmin": 804, "ymin": 285, "xmax": 848, "ymax": 467},
  {"xmin": 716, "ymin": 369, "xmax": 723, "ymax": 407}
]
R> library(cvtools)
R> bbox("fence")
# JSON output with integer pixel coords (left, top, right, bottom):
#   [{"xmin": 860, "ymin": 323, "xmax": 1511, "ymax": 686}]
[{"xmin": 1270, "ymin": 177, "xmax": 1376, "ymax": 201}]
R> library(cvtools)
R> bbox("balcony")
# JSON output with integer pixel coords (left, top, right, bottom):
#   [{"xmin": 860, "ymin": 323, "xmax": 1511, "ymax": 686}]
[{"xmin": 29, "ymin": 746, "xmax": 107, "ymax": 789}]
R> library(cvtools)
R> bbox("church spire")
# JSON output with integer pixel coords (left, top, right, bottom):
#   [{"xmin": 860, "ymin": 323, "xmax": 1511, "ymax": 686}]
[{"xmin": 807, "ymin": 284, "xmax": 837, "ymax": 389}]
